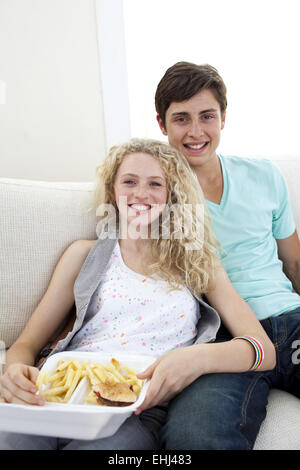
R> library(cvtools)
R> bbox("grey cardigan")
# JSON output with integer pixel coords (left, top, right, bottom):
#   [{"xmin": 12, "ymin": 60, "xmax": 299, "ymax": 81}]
[{"xmin": 46, "ymin": 237, "xmax": 221, "ymax": 360}]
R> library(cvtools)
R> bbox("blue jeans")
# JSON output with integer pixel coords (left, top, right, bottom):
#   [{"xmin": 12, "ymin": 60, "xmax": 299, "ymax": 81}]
[{"xmin": 161, "ymin": 307, "xmax": 300, "ymax": 450}]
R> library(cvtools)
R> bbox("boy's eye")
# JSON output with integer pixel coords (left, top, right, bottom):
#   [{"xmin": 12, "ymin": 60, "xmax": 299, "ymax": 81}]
[{"xmin": 202, "ymin": 114, "xmax": 214, "ymax": 120}]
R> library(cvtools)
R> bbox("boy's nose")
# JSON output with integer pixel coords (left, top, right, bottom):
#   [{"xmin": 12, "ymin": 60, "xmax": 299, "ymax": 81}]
[{"xmin": 188, "ymin": 120, "xmax": 204, "ymax": 138}]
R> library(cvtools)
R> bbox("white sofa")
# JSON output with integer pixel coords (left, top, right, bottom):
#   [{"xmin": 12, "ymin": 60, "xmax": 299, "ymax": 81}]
[{"xmin": 1, "ymin": 156, "xmax": 300, "ymax": 450}]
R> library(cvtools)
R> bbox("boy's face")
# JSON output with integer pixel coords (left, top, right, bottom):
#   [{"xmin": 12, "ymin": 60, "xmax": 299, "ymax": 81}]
[{"xmin": 157, "ymin": 89, "xmax": 225, "ymax": 170}]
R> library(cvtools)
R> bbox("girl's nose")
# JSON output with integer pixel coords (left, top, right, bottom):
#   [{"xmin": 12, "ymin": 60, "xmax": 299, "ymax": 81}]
[{"xmin": 134, "ymin": 183, "xmax": 148, "ymax": 199}]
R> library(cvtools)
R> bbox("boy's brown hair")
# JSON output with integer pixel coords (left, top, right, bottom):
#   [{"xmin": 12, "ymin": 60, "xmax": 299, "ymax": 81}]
[{"xmin": 155, "ymin": 62, "xmax": 227, "ymax": 127}]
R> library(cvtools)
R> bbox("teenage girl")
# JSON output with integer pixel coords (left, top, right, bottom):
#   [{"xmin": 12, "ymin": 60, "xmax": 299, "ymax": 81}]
[{"xmin": 0, "ymin": 138, "xmax": 275, "ymax": 450}]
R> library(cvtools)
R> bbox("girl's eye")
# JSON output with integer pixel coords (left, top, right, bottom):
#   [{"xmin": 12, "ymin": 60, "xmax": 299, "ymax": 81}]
[
  {"xmin": 151, "ymin": 182, "xmax": 161, "ymax": 187},
  {"xmin": 123, "ymin": 180, "xmax": 135, "ymax": 185}
]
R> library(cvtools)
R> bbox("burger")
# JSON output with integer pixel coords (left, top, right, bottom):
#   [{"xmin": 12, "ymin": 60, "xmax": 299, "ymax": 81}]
[{"xmin": 93, "ymin": 382, "xmax": 137, "ymax": 407}]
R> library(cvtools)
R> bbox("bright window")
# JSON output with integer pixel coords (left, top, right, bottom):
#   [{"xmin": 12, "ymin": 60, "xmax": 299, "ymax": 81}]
[{"xmin": 123, "ymin": 0, "xmax": 300, "ymax": 158}]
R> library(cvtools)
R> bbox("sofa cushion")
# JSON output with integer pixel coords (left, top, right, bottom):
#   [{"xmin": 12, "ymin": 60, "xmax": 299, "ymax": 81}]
[
  {"xmin": 0, "ymin": 178, "xmax": 97, "ymax": 348},
  {"xmin": 254, "ymin": 389, "xmax": 300, "ymax": 449}
]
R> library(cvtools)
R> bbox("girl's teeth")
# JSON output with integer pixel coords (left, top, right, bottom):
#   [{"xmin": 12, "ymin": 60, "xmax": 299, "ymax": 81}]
[{"xmin": 130, "ymin": 205, "xmax": 150, "ymax": 211}]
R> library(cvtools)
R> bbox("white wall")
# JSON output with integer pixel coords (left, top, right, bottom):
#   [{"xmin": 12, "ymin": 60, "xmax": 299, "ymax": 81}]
[
  {"xmin": 123, "ymin": 0, "xmax": 300, "ymax": 159},
  {"xmin": 0, "ymin": 0, "xmax": 130, "ymax": 181}
]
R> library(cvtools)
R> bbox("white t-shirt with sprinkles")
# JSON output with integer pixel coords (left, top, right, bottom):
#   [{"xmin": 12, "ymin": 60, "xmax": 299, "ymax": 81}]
[{"xmin": 67, "ymin": 242, "xmax": 200, "ymax": 357}]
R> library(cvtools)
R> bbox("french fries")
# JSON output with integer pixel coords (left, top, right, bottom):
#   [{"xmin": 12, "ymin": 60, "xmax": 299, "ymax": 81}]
[{"xmin": 36, "ymin": 358, "xmax": 144, "ymax": 405}]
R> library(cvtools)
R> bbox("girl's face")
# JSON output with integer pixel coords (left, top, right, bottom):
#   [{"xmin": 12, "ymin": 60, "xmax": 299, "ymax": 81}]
[{"xmin": 113, "ymin": 152, "xmax": 168, "ymax": 232}]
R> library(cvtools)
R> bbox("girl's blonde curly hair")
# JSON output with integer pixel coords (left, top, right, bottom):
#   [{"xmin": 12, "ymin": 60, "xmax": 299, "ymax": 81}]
[{"xmin": 94, "ymin": 138, "xmax": 219, "ymax": 297}]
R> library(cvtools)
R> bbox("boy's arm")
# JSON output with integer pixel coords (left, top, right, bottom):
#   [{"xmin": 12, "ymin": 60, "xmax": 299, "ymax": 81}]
[{"xmin": 276, "ymin": 230, "xmax": 300, "ymax": 294}]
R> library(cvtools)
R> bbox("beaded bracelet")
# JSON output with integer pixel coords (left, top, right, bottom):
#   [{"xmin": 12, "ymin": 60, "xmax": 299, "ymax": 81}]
[{"xmin": 232, "ymin": 336, "xmax": 264, "ymax": 371}]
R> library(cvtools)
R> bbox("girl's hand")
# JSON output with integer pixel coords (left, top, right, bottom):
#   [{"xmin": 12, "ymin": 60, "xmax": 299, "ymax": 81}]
[
  {"xmin": 134, "ymin": 346, "xmax": 205, "ymax": 414},
  {"xmin": 0, "ymin": 363, "xmax": 45, "ymax": 406}
]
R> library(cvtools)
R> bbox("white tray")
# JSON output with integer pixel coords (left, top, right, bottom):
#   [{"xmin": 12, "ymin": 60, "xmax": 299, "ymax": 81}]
[{"xmin": 0, "ymin": 351, "xmax": 155, "ymax": 440}]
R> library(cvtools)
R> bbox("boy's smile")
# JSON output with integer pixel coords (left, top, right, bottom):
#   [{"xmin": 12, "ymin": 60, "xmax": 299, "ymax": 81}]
[{"xmin": 157, "ymin": 89, "xmax": 225, "ymax": 171}]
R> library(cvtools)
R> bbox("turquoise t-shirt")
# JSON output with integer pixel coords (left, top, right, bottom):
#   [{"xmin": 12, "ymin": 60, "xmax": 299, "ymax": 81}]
[{"xmin": 206, "ymin": 155, "xmax": 300, "ymax": 320}]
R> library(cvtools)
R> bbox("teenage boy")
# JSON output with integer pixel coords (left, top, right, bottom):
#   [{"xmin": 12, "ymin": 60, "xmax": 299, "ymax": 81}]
[{"xmin": 155, "ymin": 61, "xmax": 300, "ymax": 450}]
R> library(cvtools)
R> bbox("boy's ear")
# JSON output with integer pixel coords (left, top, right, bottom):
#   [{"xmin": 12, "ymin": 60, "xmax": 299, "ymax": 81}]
[{"xmin": 156, "ymin": 114, "xmax": 168, "ymax": 136}]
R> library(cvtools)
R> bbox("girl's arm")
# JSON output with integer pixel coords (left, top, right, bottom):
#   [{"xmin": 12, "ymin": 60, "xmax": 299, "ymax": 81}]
[
  {"xmin": 203, "ymin": 263, "xmax": 276, "ymax": 372},
  {"xmin": 0, "ymin": 239, "xmax": 96, "ymax": 405},
  {"xmin": 135, "ymin": 265, "xmax": 276, "ymax": 413}
]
